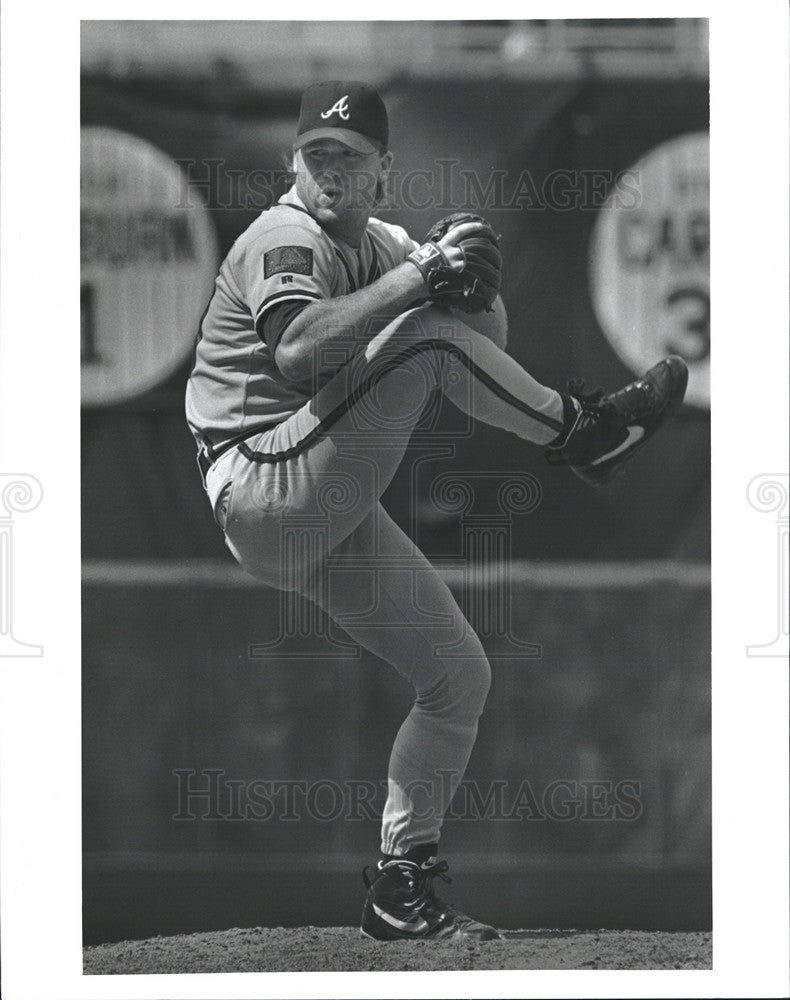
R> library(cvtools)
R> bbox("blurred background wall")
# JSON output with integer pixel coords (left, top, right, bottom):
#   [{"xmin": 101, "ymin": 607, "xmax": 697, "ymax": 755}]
[{"xmin": 81, "ymin": 19, "xmax": 710, "ymax": 944}]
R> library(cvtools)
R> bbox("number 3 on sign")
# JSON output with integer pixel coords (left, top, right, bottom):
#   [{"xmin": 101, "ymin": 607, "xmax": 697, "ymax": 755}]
[{"xmin": 665, "ymin": 286, "xmax": 710, "ymax": 362}]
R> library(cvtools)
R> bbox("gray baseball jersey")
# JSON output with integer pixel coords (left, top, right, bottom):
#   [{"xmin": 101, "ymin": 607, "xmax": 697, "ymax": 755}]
[{"xmin": 185, "ymin": 185, "xmax": 417, "ymax": 456}]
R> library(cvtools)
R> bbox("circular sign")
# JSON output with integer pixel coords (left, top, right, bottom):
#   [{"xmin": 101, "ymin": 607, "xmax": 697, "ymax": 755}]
[
  {"xmin": 589, "ymin": 132, "xmax": 709, "ymax": 408},
  {"xmin": 81, "ymin": 127, "xmax": 218, "ymax": 406}
]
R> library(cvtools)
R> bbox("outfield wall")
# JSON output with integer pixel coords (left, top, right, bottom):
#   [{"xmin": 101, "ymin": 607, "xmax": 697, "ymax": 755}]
[{"xmin": 83, "ymin": 568, "xmax": 710, "ymax": 942}]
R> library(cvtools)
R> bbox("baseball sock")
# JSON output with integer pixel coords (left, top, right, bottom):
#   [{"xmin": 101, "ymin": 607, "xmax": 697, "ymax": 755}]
[{"xmin": 381, "ymin": 842, "xmax": 439, "ymax": 866}]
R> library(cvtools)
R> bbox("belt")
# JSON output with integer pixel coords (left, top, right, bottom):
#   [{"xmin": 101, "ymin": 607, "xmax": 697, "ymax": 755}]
[
  {"xmin": 197, "ymin": 420, "xmax": 279, "ymax": 487},
  {"xmin": 196, "ymin": 448, "xmax": 214, "ymax": 484}
]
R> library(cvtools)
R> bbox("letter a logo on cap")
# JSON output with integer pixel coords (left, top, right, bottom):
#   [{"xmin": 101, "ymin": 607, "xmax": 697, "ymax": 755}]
[{"xmin": 321, "ymin": 95, "xmax": 350, "ymax": 121}]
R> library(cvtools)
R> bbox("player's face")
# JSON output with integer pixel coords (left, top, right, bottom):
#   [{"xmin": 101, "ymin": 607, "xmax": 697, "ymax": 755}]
[{"xmin": 295, "ymin": 139, "xmax": 392, "ymax": 242}]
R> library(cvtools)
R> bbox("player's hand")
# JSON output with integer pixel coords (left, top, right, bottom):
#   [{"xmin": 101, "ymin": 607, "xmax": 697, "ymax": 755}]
[
  {"xmin": 405, "ymin": 212, "xmax": 502, "ymax": 314},
  {"xmin": 434, "ymin": 219, "xmax": 490, "ymax": 272}
]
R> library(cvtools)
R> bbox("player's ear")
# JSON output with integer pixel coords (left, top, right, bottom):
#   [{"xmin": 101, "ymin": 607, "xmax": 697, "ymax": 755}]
[
  {"xmin": 380, "ymin": 150, "xmax": 394, "ymax": 178},
  {"xmin": 375, "ymin": 151, "xmax": 393, "ymax": 207}
]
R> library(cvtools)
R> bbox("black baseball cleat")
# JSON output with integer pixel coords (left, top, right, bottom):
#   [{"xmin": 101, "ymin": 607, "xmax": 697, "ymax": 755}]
[
  {"xmin": 360, "ymin": 858, "xmax": 501, "ymax": 941},
  {"xmin": 545, "ymin": 355, "xmax": 689, "ymax": 486}
]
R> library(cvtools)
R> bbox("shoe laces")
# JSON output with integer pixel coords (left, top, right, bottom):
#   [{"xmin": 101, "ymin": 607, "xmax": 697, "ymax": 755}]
[
  {"xmin": 363, "ymin": 858, "xmax": 453, "ymax": 906},
  {"xmin": 565, "ymin": 377, "xmax": 620, "ymax": 430},
  {"xmin": 566, "ymin": 377, "xmax": 607, "ymax": 410},
  {"xmin": 415, "ymin": 860, "xmax": 454, "ymax": 912},
  {"xmin": 419, "ymin": 862, "xmax": 486, "ymax": 928},
  {"xmin": 420, "ymin": 859, "xmax": 452, "ymax": 886}
]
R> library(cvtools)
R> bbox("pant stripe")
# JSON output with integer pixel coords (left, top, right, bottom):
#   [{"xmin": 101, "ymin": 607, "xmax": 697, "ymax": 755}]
[{"xmin": 238, "ymin": 339, "xmax": 564, "ymax": 467}]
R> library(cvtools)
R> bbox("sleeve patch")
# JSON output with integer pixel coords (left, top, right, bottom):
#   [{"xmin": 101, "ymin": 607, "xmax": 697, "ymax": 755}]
[{"xmin": 264, "ymin": 246, "xmax": 313, "ymax": 278}]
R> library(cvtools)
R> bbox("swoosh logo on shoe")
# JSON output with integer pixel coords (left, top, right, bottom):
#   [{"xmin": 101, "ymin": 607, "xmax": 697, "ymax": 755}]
[
  {"xmin": 372, "ymin": 902, "xmax": 430, "ymax": 934},
  {"xmin": 590, "ymin": 425, "xmax": 645, "ymax": 466}
]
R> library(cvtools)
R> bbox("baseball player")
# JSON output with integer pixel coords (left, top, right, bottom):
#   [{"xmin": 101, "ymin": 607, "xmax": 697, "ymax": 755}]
[{"xmin": 186, "ymin": 80, "xmax": 688, "ymax": 942}]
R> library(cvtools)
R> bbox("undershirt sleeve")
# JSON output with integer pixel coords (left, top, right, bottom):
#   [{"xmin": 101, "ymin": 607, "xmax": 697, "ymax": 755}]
[{"xmin": 256, "ymin": 299, "xmax": 310, "ymax": 354}]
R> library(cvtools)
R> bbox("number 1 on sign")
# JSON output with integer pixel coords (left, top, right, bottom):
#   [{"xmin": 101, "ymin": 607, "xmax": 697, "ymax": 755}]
[{"xmin": 81, "ymin": 283, "xmax": 101, "ymax": 364}]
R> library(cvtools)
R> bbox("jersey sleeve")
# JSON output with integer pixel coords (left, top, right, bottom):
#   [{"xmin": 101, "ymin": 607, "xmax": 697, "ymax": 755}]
[{"xmin": 238, "ymin": 216, "xmax": 336, "ymax": 331}]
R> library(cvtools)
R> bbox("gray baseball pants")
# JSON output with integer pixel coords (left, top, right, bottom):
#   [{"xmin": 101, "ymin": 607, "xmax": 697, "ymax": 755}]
[{"xmin": 203, "ymin": 304, "xmax": 564, "ymax": 855}]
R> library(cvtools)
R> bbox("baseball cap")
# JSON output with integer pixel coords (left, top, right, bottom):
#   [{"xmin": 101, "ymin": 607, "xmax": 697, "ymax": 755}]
[{"xmin": 293, "ymin": 81, "xmax": 389, "ymax": 155}]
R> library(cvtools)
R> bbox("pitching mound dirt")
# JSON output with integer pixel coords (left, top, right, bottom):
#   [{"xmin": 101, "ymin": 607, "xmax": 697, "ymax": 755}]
[{"xmin": 84, "ymin": 926, "xmax": 711, "ymax": 973}]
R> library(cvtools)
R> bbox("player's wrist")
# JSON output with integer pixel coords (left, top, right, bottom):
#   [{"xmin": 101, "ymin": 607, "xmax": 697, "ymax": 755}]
[{"xmin": 405, "ymin": 242, "xmax": 449, "ymax": 288}]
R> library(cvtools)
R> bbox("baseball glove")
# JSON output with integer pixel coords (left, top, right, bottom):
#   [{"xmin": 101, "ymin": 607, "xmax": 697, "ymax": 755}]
[{"xmin": 416, "ymin": 212, "xmax": 502, "ymax": 314}]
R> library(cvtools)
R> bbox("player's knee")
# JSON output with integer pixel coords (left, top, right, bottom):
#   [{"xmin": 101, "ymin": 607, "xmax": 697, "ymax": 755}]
[
  {"xmin": 418, "ymin": 655, "xmax": 491, "ymax": 724},
  {"xmin": 366, "ymin": 304, "xmax": 462, "ymax": 358},
  {"xmin": 457, "ymin": 656, "xmax": 492, "ymax": 719}
]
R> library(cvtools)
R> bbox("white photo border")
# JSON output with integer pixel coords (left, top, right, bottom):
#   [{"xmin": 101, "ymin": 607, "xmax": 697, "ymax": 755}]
[{"xmin": 1, "ymin": 2, "xmax": 788, "ymax": 998}]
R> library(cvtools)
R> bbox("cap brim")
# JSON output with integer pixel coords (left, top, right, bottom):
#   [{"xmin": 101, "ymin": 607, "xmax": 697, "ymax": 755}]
[{"xmin": 294, "ymin": 128, "xmax": 380, "ymax": 154}]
